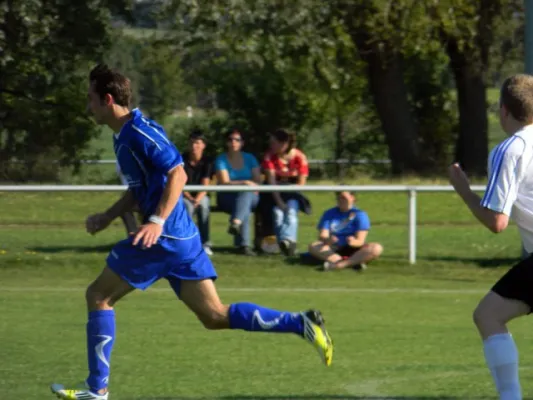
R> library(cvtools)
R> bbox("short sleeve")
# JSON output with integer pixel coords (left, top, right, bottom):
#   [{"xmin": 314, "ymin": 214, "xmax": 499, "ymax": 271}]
[
  {"xmin": 262, "ymin": 153, "xmax": 276, "ymax": 171},
  {"xmin": 296, "ymin": 150, "xmax": 309, "ymax": 176},
  {"xmin": 214, "ymin": 155, "xmax": 227, "ymax": 172},
  {"xmin": 481, "ymin": 136, "xmax": 526, "ymax": 216},
  {"xmin": 317, "ymin": 209, "xmax": 332, "ymax": 230},
  {"xmin": 354, "ymin": 211, "xmax": 371, "ymax": 231},
  {"xmin": 129, "ymin": 124, "xmax": 183, "ymax": 174}
]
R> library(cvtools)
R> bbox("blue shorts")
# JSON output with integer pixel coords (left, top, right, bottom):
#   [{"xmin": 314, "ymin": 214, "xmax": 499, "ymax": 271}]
[{"xmin": 106, "ymin": 234, "xmax": 217, "ymax": 297}]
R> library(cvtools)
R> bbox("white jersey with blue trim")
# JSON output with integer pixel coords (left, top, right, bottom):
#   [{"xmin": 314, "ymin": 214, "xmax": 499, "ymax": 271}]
[
  {"xmin": 113, "ymin": 108, "xmax": 198, "ymax": 240},
  {"xmin": 481, "ymin": 125, "xmax": 533, "ymax": 252}
]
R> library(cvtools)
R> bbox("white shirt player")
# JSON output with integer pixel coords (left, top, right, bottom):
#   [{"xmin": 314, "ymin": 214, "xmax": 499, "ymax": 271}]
[{"xmin": 481, "ymin": 125, "xmax": 533, "ymax": 252}]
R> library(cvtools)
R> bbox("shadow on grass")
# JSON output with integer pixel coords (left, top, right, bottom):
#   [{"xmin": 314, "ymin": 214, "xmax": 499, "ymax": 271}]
[
  {"xmin": 134, "ymin": 396, "xmax": 496, "ymax": 400},
  {"xmin": 420, "ymin": 255, "xmax": 517, "ymax": 268},
  {"xmin": 28, "ymin": 244, "xmax": 115, "ymax": 254}
]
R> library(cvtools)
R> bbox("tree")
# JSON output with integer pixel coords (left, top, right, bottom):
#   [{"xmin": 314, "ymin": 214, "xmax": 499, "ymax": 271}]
[
  {"xmin": 0, "ymin": 0, "xmax": 129, "ymax": 181},
  {"xmin": 431, "ymin": 0, "xmax": 523, "ymax": 176}
]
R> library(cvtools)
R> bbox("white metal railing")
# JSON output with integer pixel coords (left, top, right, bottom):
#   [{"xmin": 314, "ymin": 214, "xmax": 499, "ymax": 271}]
[
  {"xmin": 5, "ymin": 158, "xmax": 391, "ymax": 165},
  {"xmin": 0, "ymin": 184, "xmax": 487, "ymax": 264}
]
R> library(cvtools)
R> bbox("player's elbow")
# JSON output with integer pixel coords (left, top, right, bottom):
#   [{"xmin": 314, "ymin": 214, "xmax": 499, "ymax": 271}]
[{"xmin": 489, "ymin": 216, "xmax": 508, "ymax": 234}]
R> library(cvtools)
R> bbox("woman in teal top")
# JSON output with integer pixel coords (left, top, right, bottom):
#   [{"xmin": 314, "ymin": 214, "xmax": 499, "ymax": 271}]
[{"xmin": 215, "ymin": 129, "xmax": 261, "ymax": 255}]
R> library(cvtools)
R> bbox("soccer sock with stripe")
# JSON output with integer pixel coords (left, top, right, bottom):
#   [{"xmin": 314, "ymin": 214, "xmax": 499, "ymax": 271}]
[
  {"xmin": 86, "ymin": 310, "xmax": 115, "ymax": 393},
  {"xmin": 228, "ymin": 302, "xmax": 304, "ymax": 335}
]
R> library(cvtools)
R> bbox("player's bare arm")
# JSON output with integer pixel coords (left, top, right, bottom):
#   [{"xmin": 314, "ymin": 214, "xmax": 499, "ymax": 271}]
[
  {"xmin": 133, "ymin": 164, "xmax": 188, "ymax": 248},
  {"xmin": 448, "ymin": 163, "xmax": 509, "ymax": 233},
  {"xmin": 86, "ymin": 190, "xmax": 137, "ymax": 235}
]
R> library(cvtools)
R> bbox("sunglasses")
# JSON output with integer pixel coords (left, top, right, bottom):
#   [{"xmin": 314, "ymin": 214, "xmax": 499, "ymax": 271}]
[{"xmin": 228, "ymin": 137, "xmax": 242, "ymax": 142}]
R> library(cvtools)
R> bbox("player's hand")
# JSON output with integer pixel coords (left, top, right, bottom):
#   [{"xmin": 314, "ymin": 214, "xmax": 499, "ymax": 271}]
[
  {"xmin": 448, "ymin": 163, "xmax": 470, "ymax": 192},
  {"xmin": 132, "ymin": 222, "xmax": 163, "ymax": 248},
  {"xmin": 86, "ymin": 213, "xmax": 112, "ymax": 235}
]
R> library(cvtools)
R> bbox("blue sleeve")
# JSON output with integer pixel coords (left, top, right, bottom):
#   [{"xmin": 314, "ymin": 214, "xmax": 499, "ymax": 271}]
[
  {"xmin": 355, "ymin": 211, "xmax": 371, "ymax": 231},
  {"xmin": 245, "ymin": 153, "xmax": 259, "ymax": 170},
  {"xmin": 317, "ymin": 210, "xmax": 331, "ymax": 230},
  {"xmin": 214, "ymin": 155, "xmax": 227, "ymax": 172},
  {"xmin": 129, "ymin": 124, "xmax": 183, "ymax": 174}
]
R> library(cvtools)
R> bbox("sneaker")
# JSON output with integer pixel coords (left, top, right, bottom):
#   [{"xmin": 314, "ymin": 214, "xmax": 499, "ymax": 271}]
[
  {"xmin": 353, "ymin": 263, "xmax": 367, "ymax": 271},
  {"xmin": 203, "ymin": 244, "xmax": 213, "ymax": 256},
  {"xmin": 322, "ymin": 261, "xmax": 337, "ymax": 271},
  {"xmin": 279, "ymin": 240, "xmax": 298, "ymax": 257},
  {"xmin": 241, "ymin": 246, "xmax": 256, "ymax": 256},
  {"xmin": 301, "ymin": 309, "xmax": 333, "ymax": 366},
  {"xmin": 227, "ymin": 221, "xmax": 242, "ymax": 236},
  {"xmin": 279, "ymin": 239, "xmax": 290, "ymax": 256},
  {"xmin": 51, "ymin": 383, "xmax": 108, "ymax": 400}
]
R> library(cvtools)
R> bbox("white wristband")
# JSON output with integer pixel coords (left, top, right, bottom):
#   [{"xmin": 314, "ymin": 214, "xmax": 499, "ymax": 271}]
[{"xmin": 148, "ymin": 215, "xmax": 165, "ymax": 226}]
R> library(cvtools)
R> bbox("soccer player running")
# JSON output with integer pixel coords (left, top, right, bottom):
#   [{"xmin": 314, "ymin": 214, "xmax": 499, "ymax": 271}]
[
  {"xmin": 449, "ymin": 74, "xmax": 533, "ymax": 400},
  {"xmin": 50, "ymin": 64, "xmax": 333, "ymax": 400}
]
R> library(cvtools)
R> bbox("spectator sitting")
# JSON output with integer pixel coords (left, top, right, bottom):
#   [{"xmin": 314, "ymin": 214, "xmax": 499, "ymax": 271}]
[
  {"xmin": 262, "ymin": 129, "xmax": 310, "ymax": 256},
  {"xmin": 214, "ymin": 129, "xmax": 261, "ymax": 256},
  {"xmin": 307, "ymin": 190, "xmax": 383, "ymax": 271},
  {"xmin": 182, "ymin": 130, "xmax": 213, "ymax": 256}
]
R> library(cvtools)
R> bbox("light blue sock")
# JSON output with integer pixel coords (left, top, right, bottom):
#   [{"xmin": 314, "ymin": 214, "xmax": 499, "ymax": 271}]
[{"xmin": 483, "ymin": 333, "xmax": 521, "ymax": 400}]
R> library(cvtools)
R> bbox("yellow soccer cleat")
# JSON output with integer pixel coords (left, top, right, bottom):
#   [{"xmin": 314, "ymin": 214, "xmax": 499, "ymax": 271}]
[
  {"xmin": 50, "ymin": 383, "xmax": 108, "ymax": 400},
  {"xmin": 301, "ymin": 309, "xmax": 333, "ymax": 366}
]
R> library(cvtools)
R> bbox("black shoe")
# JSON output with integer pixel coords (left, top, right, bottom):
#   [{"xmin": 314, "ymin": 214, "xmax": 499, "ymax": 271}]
[
  {"xmin": 279, "ymin": 239, "xmax": 290, "ymax": 256},
  {"xmin": 241, "ymin": 246, "xmax": 256, "ymax": 256},
  {"xmin": 228, "ymin": 222, "xmax": 242, "ymax": 236},
  {"xmin": 352, "ymin": 263, "xmax": 368, "ymax": 271},
  {"xmin": 279, "ymin": 240, "xmax": 297, "ymax": 256}
]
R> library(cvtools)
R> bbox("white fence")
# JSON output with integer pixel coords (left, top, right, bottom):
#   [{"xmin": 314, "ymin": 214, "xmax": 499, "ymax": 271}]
[{"xmin": 0, "ymin": 184, "xmax": 487, "ymax": 264}]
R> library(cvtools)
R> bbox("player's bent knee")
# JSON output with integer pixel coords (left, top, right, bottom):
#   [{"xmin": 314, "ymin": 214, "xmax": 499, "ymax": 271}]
[
  {"xmin": 85, "ymin": 284, "xmax": 111, "ymax": 310},
  {"xmin": 370, "ymin": 243, "xmax": 383, "ymax": 257},
  {"xmin": 196, "ymin": 305, "xmax": 230, "ymax": 330}
]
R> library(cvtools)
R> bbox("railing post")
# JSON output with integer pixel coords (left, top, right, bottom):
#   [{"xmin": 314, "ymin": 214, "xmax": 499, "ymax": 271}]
[{"xmin": 408, "ymin": 189, "xmax": 417, "ymax": 264}]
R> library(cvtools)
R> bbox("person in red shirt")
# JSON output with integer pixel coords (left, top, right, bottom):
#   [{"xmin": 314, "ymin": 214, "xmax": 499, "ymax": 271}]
[{"xmin": 262, "ymin": 129, "xmax": 309, "ymax": 256}]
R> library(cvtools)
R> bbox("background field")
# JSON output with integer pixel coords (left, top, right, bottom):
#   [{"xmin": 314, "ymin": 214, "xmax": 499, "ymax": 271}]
[{"xmin": 1, "ymin": 189, "xmax": 532, "ymax": 400}]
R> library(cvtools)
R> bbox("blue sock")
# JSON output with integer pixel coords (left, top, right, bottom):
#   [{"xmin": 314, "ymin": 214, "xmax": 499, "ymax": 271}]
[
  {"xmin": 86, "ymin": 310, "xmax": 115, "ymax": 392},
  {"xmin": 228, "ymin": 303, "xmax": 304, "ymax": 335}
]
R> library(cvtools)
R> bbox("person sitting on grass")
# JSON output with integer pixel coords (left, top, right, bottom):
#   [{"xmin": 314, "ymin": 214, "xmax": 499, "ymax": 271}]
[{"xmin": 307, "ymin": 190, "xmax": 383, "ymax": 271}]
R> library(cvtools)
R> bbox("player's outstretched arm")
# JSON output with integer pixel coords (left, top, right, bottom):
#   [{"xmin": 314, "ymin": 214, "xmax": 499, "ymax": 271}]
[{"xmin": 449, "ymin": 163, "xmax": 509, "ymax": 233}]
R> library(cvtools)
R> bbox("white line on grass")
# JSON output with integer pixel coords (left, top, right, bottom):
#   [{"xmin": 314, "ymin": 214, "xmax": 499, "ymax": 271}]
[{"xmin": 0, "ymin": 287, "xmax": 487, "ymax": 294}]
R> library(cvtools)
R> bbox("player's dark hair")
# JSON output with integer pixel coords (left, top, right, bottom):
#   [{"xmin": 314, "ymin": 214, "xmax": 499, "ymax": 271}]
[
  {"xmin": 271, "ymin": 128, "xmax": 296, "ymax": 153},
  {"xmin": 89, "ymin": 64, "xmax": 132, "ymax": 107},
  {"xmin": 500, "ymin": 74, "xmax": 533, "ymax": 123}
]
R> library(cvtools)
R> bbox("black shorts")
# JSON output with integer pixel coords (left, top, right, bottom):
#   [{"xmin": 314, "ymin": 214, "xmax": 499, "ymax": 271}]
[
  {"xmin": 336, "ymin": 245, "xmax": 362, "ymax": 258},
  {"xmin": 492, "ymin": 254, "xmax": 533, "ymax": 311}
]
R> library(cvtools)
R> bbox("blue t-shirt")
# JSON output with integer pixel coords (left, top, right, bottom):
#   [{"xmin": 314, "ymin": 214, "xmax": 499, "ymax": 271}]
[
  {"xmin": 113, "ymin": 108, "xmax": 198, "ymax": 240},
  {"xmin": 214, "ymin": 152, "xmax": 259, "ymax": 181},
  {"xmin": 317, "ymin": 207, "xmax": 371, "ymax": 247}
]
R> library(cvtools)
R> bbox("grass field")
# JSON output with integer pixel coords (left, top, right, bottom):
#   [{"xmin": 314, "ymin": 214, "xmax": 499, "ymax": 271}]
[{"xmin": 1, "ymin": 189, "xmax": 532, "ymax": 400}]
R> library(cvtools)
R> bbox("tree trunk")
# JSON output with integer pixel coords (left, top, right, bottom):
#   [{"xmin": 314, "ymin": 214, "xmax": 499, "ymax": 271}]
[
  {"xmin": 334, "ymin": 109, "xmax": 345, "ymax": 179},
  {"xmin": 448, "ymin": 41, "xmax": 489, "ymax": 176},
  {"xmin": 359, "ymin": 44, "xmax": 422, "ymax": 174}
]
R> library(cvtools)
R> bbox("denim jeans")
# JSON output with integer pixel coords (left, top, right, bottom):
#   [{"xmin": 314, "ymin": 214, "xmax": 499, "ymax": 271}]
[
  {"xmin": 217, "ymin": 192, "xmax": 259, "ymax": 247},
  {"xmin": 273, "ymin": 198, "xmax": 299, "ymax": 242},
  {"xmin": 183, "ymin": 196, "xmax": 210, "ymax": 245}
]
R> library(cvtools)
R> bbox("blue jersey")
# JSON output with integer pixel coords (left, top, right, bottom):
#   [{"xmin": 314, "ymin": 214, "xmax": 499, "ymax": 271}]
[
  {"xmin": 113, "ymin": 108, "xmax": 198, "ymax": 240},
  {"xmin": 317, "ymin": 207, "xmax": 370, "ymax": 247}
]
